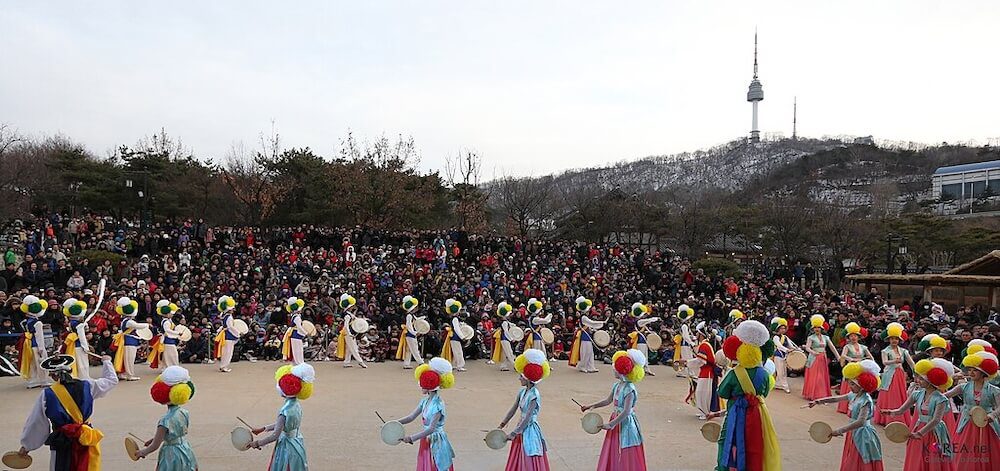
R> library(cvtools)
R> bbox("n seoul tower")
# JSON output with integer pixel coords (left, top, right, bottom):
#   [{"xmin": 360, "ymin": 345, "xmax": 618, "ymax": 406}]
[{"xmin": 746, "ymin": 32, "xmax": 764, "ymax": 143}]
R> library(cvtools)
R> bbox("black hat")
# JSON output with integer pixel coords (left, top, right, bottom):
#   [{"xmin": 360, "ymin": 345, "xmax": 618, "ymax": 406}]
[{"xmin": 40, "ymin": 354, "xmax": 75, "ymax": 372}]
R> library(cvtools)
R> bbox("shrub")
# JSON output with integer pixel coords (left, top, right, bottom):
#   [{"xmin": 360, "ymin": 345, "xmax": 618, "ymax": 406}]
[
  {"xmin": 71, "ymin": 249, "xmax": 125, "ymax": 267},
  {"xmin": 691, "ymin": 257, "xmax": 743, "ymax": 278}
]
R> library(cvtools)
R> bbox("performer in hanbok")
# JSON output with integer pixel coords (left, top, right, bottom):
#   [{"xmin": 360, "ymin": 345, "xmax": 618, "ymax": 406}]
[
  {"xmin": 919, "ymin": 334, "xmax": 961, "ymax": 436},
  {"xmin": 135, "ymin": 365, "xmax": 198, "ymax": 470},
  {"xmin": 802, "ymin": 314, "xmax": 841, "ymax": 400},
  {"xmin": 580, "ymin": 349, "xmax": 648, "ymax": 471},
  {"xmin": 807, "ymin": 360, "xmax": 884, "ymax": 471},
  {"xmin": 397, "ymin": 295, "xmax": 426, "ymax": 370},
  {"xmin": 523, "ymin": 298, "xmax": 552, "ymax": 363},
  {"xmin": 395, "ymin": 357, "xmax": 456, "ymax": 471},
  {"xmin": 113, "ymin": 296, "xmax": 148, "ymax": 381},
  {"xmin": 675, "ymin": 304, "xmax": 696, "ymax": 378},
  {"xmin": 339, "ymin": 294, "xmax": 368, "ymax": 368},
  {"xmin": 874, "ymin": 322, "xmax": 915, "ymax": 426},
  {"xmin": 18, "ymin": 295, "xmax": 52, "ymax": 388},
  {"xmin": 837, "ymin": 322, "xmax": 874, "ymax": 414},
  {"xmin": 685, "ymin": 324, "xmax": 722, "ymax": 420},
  {"xmin": 148, "ymin": 300, "xmax": 182, "ymax": 370},
  {"xmin": 570, "ymin": 298, "xmax": 604, "ymax": 374},
  {"xmin": 715, "ymin": 320, "xmax": 781, "ymax": 471},
  {"xmin": 628, "ymin": 305, "xmax": 659, "ymax": 377},
  {"xmin": 946, "ymin": 349, "xmax": 1000, "ymax": 470},
  {"xmin": 281, "ymin": 297, "xmax": 308, "ymax": 366},
  {"xmin": 491, "ymin": 302, "xmax": 514, "ymax": 367},
  {"xmin": 770, "ymin": 317, "xmax": 800, "ymax": 394},
  {"xmin": 440, "ymin": 299, "xmax": 467, "ymax": 372},
  {"xmin": 725, "ymin": 309, "xmax": 745, "ymax": 337},
  {"xmin": 248, "ymin": 363, "xmax": 316, "ymax": 471},
  {"xmin": 881, "ymin": 358, "xmax": 957, "ymax": 471},
  {"xmin": 497, "ymin": 303, "xmax": 520, "ymax": 372},
  {"xmin": 17, "ymin": 354, "xmax": 118, "ymax": 470},
  {"xmin": 212, "ymin": 296, "xmax": 238, "ymax": 373},
  {"xmin": 61, "ymin": 298, "xmax": 91, "ymax": 379},
  {"xmin": 498, "ymin": 350, "xmax": 551, "ymax": 471}
]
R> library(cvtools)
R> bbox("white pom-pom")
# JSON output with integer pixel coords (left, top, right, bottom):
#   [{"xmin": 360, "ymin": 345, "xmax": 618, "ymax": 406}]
[
  {"xmin": 524, "ymin": 349, "xmax": 545, "ymax": 365},
  {"xmin": 763, "ymin": 359, "xmax": 776, "ymax": 376},
  {"xmin": 291, "ymin": 363, "xmax": 316, "ymax": 383},
  {"xmin": 118, "ymin": 297, "xmax": 132, "ymax": 307},
  {"xmin": 429, "ymin": 357, "xmax": 453, "ymax": 375},
  {"xmin": 24, "ymin": 295, "xmax": 40, "ymax": 305},
  {"xmin": 734, "ymin": 320, "xmax": 769, "ymax": 347},
  {"xmin": 161, "ymin": 366, "xmax": 190, "ymax": 386},
  {"xmin": 575, "ymin": 296, "xmax": 587, "ymax": 305},
  {"xmin": 930, "ymin": 358, "xmax": 954, "ymax": 376},
  {"xmin": 921, "ymin": 334, "xmax": 936, "ymax": 343},
  {"xmin": 970, "ymin": 339, "xmax": 991, "ymax": 348},
  {"xmin": 859, "ymin": 359, "xmax": 881, "ymax": 375},
  {"xmin": 978, "ymin": 351, "xmax": 999, "ymax": 363},
  {"xmin": 62, "ymin": 298, "xmax": 79, "ymax": 309},
  {"xmin": 156, "ymin": 299, "xmax": 170, "ymax": 309},
  {"xmin": 627, "ymin": 349, "xmax": 647, "ymax": 367}
]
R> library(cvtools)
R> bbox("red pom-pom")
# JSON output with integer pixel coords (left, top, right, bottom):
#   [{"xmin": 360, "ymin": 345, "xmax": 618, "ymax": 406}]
[
  {"xmin": 901, "ymin": 332, "xmax": 909, "ymax": 341},
  {"xmin": 981, "ymin": 359, "xmax": 999, "ymax": 376},
  {"xmin": 419, "ymin": 370, "xmax": 441, "ymax": 390},
  {"xmin": 859, "ymin": 328, "xmax": 869, "ymax": 339},
  {"xmin": 926, "ymin": 368, "xmax": 948, "ymax": 386},
  {"xmin": 278, "ymin": 374, "xmax": 303, "ymax": 396},
  {"xmin": 523, "ymin": 363, "xmax": 544, "ymax": 382},
  {"xmin": 150, "ymin": 382, "xmax": 171, "ymax": 404},
  {"xmin": 987, "ymin": 347, "xmax": 998, "ymax": 356},
  {"xmin": 857, "ymin": 373, "xmax": 878, "ymax": 393},
  {"xmin": 945, "ymin": 341, "xmax": 952, "ymax": 354},
  {"xmin": 614, "ymin": 355, "xmax": 634, "ymax": 375},
  {"xmin": 722, "ymin": 336, "xmax": 742, "ymax": 361}
]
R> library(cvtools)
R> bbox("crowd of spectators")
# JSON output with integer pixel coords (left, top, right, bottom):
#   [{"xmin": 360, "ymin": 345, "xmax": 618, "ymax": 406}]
[{"xmin": 1, "ymin": 212, "xmax": 998, "ymax": 377}]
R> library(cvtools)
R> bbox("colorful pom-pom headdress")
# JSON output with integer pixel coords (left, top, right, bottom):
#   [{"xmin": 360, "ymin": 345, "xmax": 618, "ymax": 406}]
[
  {"xmin": 769, "ymin": 317, "xmax": 787, "ymax": 333},
  {"xmin": 414, "ymin": 357, "xmax": 455, "ymax": 391},
  {"xmin": 514, "ymin": 349, "xmax": 551, "ymax": 383},
  {"xmin": 497, "ymin": 301, "xmax": 513, "ymax": 317},
  {"xmin": 274, "ymin": 363, "xmax": 316, "ymax": 400},
  {"xmin": 612, "ymin": 349, "xmax": 647, "ymax": 383},
  {"xmin": 217, "ymin": 295, "xmax": 236, "ymax": 313},
  {"xmin": 117, "ymin": 296, "xmax": 139, "ymax": 317},
  {"xmin": 339, "ymin": 293, "xmax": 356, "ymax": 310},
  {"xmin": 722, "ymin": 320, "xmax": 776, "ymax": 368},
  {"xmin": 962, "ymin": 339, "xmax": 998, "ymax": 358},
  {"xmin": 913, "ymin": 358, "xmax": 954, "ymax": 391},
  {"xmin": 676, "ymin": 304, "xmax": 694, "ymax": 322},
  {"xmin": 526, "ymin": 298, "xmax": 543, "ymax": 315},
  {"xmin": 150, "ymin": 366, "xmax": 195, "ymax": 406},
  {"xmin": 809, "ymin": 314, "xmax": 828, "ymax": 331},
  {"xmin": 844, "ymin": 322, "xmax": 868, "ymax": 339},
  {"xmin": 62, "ymin": 298, "xmax": 88, "ymax": 318},
  {"xmin": 575, "ymin": 296, "xmax": 592, "ymax": 313},
  {"xmin": 917, "ymin": 334, "xmax": 949, "ymax": 353},
  {"xmin": 285, "ymin": 297, "xmax": 305, "ymax": 313},
  {"xmin": 842, "ymin": 360, "xmax": 882, "ymax": 393},
  {"xmin": 729, "ymin": 309, "xmax": 745, "ymax": 321},
  {"xmin": 156, "ymin": 299, "xmax": 179, "ymax": 317},
  {"xmin": 630, "ymin": 302, "xmax": 649, "ymax": 318},
  {"xmin": 21, "ymin": 295, "xmax": 48, "ymax": 317},
  {"xmin": 882, "ymin": 322, "xmax": 908, "ymax": 341},
  {"xmin": 444, "ymin": 298, "xmax": 463, "ymax": 316},
  {"xmin": 402, "ymin": 295, "xmax": 420, "ymax": 312},
  {"xmin": 962, "ymin": 350, "xmax": 1000, "ymax": 378}
]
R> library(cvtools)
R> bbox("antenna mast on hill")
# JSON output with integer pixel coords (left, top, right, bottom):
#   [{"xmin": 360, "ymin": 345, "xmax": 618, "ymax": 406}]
[{"xmin": 792, "ymin": 97, "xmax": 797, "ymax": 140}]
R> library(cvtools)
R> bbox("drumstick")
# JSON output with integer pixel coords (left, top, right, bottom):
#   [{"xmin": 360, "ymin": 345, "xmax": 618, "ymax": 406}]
[
  {"xmin": 375, "ymin": 411, "xmax": 386, "ymax": 424},
  {"xmin": 571, "ymin": 398, "xmax": 584, "ymax": 408},
  {"xmin": 85, "ymin": 351, "xmax": 105, "ymax": 360},
  {"xmin": 128, "ymin": 432, "xmax": 147, "ymax": 443},
  {"xmin": 236, "ymin": 416, "xmax": 253, "ymax": 429}
]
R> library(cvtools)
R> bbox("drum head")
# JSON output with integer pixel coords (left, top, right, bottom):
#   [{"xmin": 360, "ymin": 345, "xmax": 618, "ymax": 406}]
[
  {"xmin": 135, "ymin": 327, "xmax": 153, "ymax": 341},
  {"xmin": 593, "ymin": 330, "xmax": 611, "ymax": 348},
  {"xmin": 351, "ymin": 318, "xmax": 370, "ymax": 335},
  {"xmin": 508, "ymin": 326, "xmax": 524, "ymax": 342},
  {"xmin": 233, "ymin": 319, "xmax": 250, "ymax": 336},
  {"xmin": 415, "ymin": 319, "xmax": 430, "ymax": 335},
  {"xmin": 540, "ymin": 327, "xmax": 555, "ymax": 344},
  {"xmin": 715, "ymin": 351, "xmax": 730, "ymax": 369},
  {"xmin": 484, "ymin": 429, "xmax": 507, "ymax": 450},
  {"xmin": 301, "ymin": 320, "xmax": 317, "ymax": 336},
  {"xmin": 459, "ymin": 323, "xmax": 475, "ymax": 341},
  {"xmin": 701, "ymin": 421, "xmax": 722, "ymax": 442},
  {"xmin": 646, "ymin": 333, "xmax": 662, "ymax": 350},
  {"xmin": 380, "ymin": 421, "xmax": 405, "ymax": 446},
  {"xmin": 786, "ymin": 351, "xmax": 807, "ymax": 370},
  {"xmin": 884, "ymin": 421, "xmax": 910, "ymax": 444},
  {"xmin": 581, "ymin": 412, "xmax": 604, "ymax": 434},
  {"xmin": 809, "ymin": 421, "xmax": 833, "ymax": 443},
  {"xmin": 231, "ymin": 426, "xmax": 253, "ymax": 451},
  {"xmin": 125, "ymin": 436, "xmax": 140, "ymax": 461},
  {"xmin": 176, "ymin": 325, "xmax": 192, "ymax": 342},
  {"xmin": 971, "ymin": 406, "xmax": 989, "ymax": 428},
  {"xmin": 2, "ymin": 452, "xmax": 32, "ymax": 469}
]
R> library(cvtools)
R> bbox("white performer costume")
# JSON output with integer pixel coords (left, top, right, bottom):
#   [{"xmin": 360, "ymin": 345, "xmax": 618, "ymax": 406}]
[
  {"xmin": 216, "ymin": 296, "xmax": 239, "ymax": 372},
  {"xmin": 402, "ymin": 312, "xmax": 425, "ymax": 368},
  {"xmin": 576, "ymin": 315, "xmax": 605, "ymax": 373},
  {"xmin": 20, "ymin": 296, "xmax": 51, "ymax": 388},
  {"xmin": 62, "ymin": 298, "xmax": 92, "ymax": 380},
  {"xmin": 771, "ymin": 324, "xmax": 799, "ymax": 393},
  {"xmin": 680, "ymin": 323, "xmax": 698, "ymax": 377},
  {"xmin": 632, "ymin": 317, "xmax": 660, "ymax": 375},
  {"xmin": 499, "ymin": 318, "xmax": 518, "ymax": 371},
  {"xmin": 290, "ymin": 312, "xmax": 306, "ymax": 365},
  {"xmin": 528, "ymin": 312, "xmax": 552, "ymax": 358},
  {"xmin": 684, "ymin": 324, "xmax": 716, "ymax": 419},
  {"xmin": 343, "ymin": 311, "xmax": 368, "ymax": 368},
  {"xmin": 156, "ymin": 300, "xmax": 182, "ymax": 368},
  {"xmin": 117, "ymin": 297, "xmax": 149, "ymax": 381},
  {"xmin": 449, "ymin": 316, "xmax": 466, "ymax": 371}
]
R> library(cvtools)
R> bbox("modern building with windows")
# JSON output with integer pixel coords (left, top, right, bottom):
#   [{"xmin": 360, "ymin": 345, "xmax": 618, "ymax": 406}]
[{"xmin": 932, "ymin": 159, "xmax": 1000, "ymax": 202}]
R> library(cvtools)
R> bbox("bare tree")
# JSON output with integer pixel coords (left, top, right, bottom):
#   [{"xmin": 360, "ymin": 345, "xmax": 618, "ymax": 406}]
[
  {"xmin": 221, "ymin": 135, "xmax": 282, "ymax": 225},
  {"xmin": 445, "ymin": 150, "xmax": 488, "ymax": 231},
  {"xmin": 493, "ymin": 174, "xmax": 554, "ymax": 237}
]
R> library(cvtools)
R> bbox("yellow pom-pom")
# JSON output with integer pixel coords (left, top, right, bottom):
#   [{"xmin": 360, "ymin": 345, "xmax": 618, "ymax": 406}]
[
  {"xmin": 810, "ymin": 315, "xmax": 825, "ymax": 328},
  {"xmin": 275, "ymin": 365, "xmax": 293, "ymax": 382},
  {"xmin": 296, "ymin": 382, "xmax": 314, "ymax": 400},
  {"xmin": 626, "ymin": 365, "xmax": 645, "ymax": 383},
  {"xmin": 969, "ymin": 345, "xmax": 985, "ymax": 355},
  {"xmin": 943, "ymin": 377, "xmax": 954, "ymax": 391},
  {"xmin": 842, "ymin": 362, "xmax": 863, "ymax": 380},
  {"xmin": 612, "ymin": 351, "xmax": 629, "ymax": 363},
  {"xmin": 767, "ymin": 373, "xmax": 776, "ymax": 393},
  {"xmin": 914, "ymin": 359, "xmax": 933, "ymax": 376},
  {"xmin": 541, "ymin": 362, "xmax": 551, "ymax": 380},
  {"xmin": 930, "ymin": 336, "xmax": 947, "ymax": 350},
  {"xmin": 886, "ymin": 323, "xmax": 903, "ymax": 338},
  {"xmin": 964, "ymin": 354, "xmax": 985, "ymax": 368},
  {"xmin": 845, "ymin": 322, "xmax": 860, "ymax": 335},
  {"xmin": 736, "ymin": 344, "xmax": 762, "ymax": 367},
  {"xmin": 875, "ymin": 376, "xmax": 882, "ymax": 389},
  {"xmin": 414, "ymin": 364, "xmax": 430, "ymax": 381},
  {"xmin": 514, "ymin": 354, "xmax": 528, "ymax": 374},
  {"xmin": 440, "ymin": 373, "xmax": 455, "ymax": 389},
  {"xmin": 169, "ymin": 383, "xmax": 192, "ymax": 405}
]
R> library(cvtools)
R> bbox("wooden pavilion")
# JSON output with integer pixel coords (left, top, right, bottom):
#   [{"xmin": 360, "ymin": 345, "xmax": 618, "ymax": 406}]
[{"xmin": 846, "ymin": 250, "xmax": 1000, "ymax": 308}]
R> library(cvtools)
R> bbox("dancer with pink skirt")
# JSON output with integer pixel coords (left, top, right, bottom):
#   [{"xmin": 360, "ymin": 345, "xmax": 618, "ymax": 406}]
[
  {"xmin": 581, "ymin": 349, "xmax": 648, "ymax": 471},
  {"xmin": 803, "ymin": 314, "xmax": 841, "ymax": 400},
  {"xmin": 498, "ymin": 350, "xmax": 551, "ymax": 471},
  {"xmin": 874, "ymin": 322, "xmax": 915, "ymax": 426}
]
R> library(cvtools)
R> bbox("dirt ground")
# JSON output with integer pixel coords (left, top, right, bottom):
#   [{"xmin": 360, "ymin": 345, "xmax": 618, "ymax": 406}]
[{"xmin": 1, "ymin": 360, "xmax": 905, "ymax": 470}]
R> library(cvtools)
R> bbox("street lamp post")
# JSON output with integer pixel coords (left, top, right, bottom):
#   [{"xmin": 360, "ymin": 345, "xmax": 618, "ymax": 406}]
[{"xmin": 884, "ymin": 234, "xmax": 909, "ymax": 301}]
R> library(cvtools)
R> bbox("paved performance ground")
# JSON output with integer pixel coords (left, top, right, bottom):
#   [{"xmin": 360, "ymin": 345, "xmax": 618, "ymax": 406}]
[{"xmin": 1, "ymin": 360, "xmax": 905, "ymax": 470}]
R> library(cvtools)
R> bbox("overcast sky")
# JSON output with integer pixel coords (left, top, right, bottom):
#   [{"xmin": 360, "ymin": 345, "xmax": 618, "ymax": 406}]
[{"xmin": 3, "ymin": 2, "xmax": 998, "ymax": 177}]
